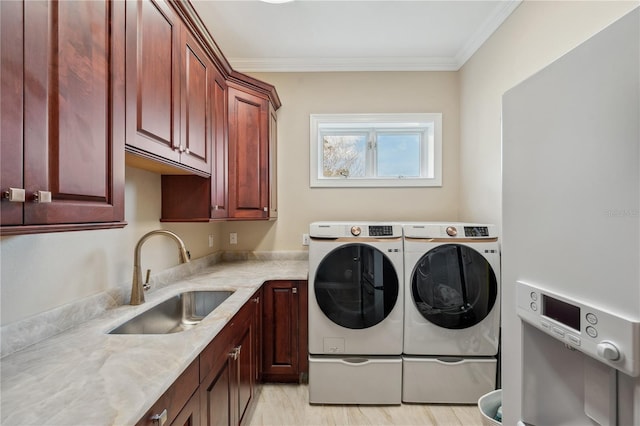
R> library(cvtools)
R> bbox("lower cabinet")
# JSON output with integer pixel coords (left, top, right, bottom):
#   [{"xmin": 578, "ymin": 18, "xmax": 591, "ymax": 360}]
[
  {"xmin": 137, "ymin": 281, "xmax": 307, "ymax": 426},
  {"xmin": 261, "ymin": 280, "xmax": 308, "ymax": 383},
  {"xmin": 199, "ymin": 290, "xmax": 259, "ymax": 426}
]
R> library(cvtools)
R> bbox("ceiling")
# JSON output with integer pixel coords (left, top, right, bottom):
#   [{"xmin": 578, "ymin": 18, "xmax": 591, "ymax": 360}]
[{"xmin": 190, "ymin": 0, "xmax": 522, "ymax": 72}]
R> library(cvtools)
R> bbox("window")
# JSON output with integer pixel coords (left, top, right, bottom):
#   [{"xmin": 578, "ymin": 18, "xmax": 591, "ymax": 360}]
[{"xmin": 310, "ymin": 113, "xmax": 442, "ymax": 187}]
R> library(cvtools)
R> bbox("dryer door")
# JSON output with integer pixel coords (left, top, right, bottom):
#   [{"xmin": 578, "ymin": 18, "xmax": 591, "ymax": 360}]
[
  {"xmin": 411, "ymin": 244, "xmax": 497, "ymax": 329},
  {"xmin": 314, "ymin": 243, "xmax": 399, "ymax": 329}
]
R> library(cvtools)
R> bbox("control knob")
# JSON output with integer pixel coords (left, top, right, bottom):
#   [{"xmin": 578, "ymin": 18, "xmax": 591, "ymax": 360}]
[
  {"xmin": 350, "ymin": 226, "xmax": 361, "ymax": 236},
  {"xmin": 446, "ymin": 226, "xmax": 458, "ymax": 237},
  {"xmin": 596, "ymin": 341, "xmax": 620, "ymax": 361}
]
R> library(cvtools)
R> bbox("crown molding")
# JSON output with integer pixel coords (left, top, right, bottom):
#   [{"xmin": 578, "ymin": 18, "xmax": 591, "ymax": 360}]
[
  {"xmin": 454, "ymin": 0, "xmax": 523, "ymax": 68},
  {"xmin": 228, "ymin": 56, "xmax": 460, "ymax": 73},
  {"xmin": 226, "ymin": 0, "xmax": 522, "ymax": 73}
]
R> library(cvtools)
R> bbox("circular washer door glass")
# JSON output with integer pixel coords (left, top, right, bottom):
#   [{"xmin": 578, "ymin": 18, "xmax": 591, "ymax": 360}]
[
  {"xmin": 411, "ymin": 244, "xmax": 497, "ymax": 329},
  {"xmin": 314, "ymin": 244, "xmax": 399, "ymax": 329}
]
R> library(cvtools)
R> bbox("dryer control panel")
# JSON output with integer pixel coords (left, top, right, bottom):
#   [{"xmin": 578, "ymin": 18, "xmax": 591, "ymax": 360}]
[
  {"xmin": 310, "ymin": 222, "xmax": 402, "ymax": 238},
  {"xmin": 517, "ymin": 281, "xmax": 640, "ymax": 377}
]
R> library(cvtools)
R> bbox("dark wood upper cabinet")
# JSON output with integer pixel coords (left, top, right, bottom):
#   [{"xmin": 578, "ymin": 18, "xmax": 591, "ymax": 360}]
[
  {"xmin": 0, "ymin": 0, "xmax": 126, "ymax": 234},
  {"xmin": 228, "ymin": 86, "xmax": 270, "ymax": 220},
  {"xmin": 161, "ymin": 78, "xmax": 279, "ymax": 223},
  {"xmin": 125, "ymin": 0, "xmax": 211, "ymax": 176},
  {"xmin": 1, "ymin": 0, "xmax": 25, "ymax": 227},
  {"xmin": 125, "ymin": 0, "xmax": 180, "ymax": 163},
  {"xmin": 211, "ymin": 72, "xmax": 229, "ymax": 219},
  {"xmin": 179, "ymin": 29, "xmax": 213, "ymax": 174}
]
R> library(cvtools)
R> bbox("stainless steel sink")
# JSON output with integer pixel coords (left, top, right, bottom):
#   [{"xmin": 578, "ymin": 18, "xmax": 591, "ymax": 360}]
[{"xmin": 108, "ymin": 290, "xmax": 234, "ymax": 335}]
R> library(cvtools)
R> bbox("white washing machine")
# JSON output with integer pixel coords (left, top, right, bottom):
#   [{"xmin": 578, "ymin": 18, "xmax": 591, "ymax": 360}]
[
  {"xmin": 402, "ymin": 222, "xmax": 500, "ymax": 404},
  {"xmin": 308, "ymin": 222, "xmax": 403, "ymax": 404}
]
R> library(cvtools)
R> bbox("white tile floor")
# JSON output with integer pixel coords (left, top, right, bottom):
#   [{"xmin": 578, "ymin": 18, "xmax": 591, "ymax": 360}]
[{"xmin": 247, "ymin": 384, "xmax": 485, "ymax": 426}]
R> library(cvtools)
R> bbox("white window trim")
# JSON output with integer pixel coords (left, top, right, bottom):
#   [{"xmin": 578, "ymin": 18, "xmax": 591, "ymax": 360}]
[{"xmin": 309, "ymin": 113, "xmax": 442, "ymax": 187}]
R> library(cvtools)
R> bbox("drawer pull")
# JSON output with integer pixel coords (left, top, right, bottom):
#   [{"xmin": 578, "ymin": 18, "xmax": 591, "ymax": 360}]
[
  {"xmin": 150, "ymin": 408, "xmax": 167, "ymax": 426},
  {"xmin": 3, "ymin": 187, "xmax": 25, "ymax": 202},
  {"xmin": 33, "ymin": 190, "xmax": 52, "ymax": 203}
]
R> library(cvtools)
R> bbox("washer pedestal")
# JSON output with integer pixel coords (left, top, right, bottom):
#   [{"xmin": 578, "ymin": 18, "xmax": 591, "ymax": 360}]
[
  {"xmin": 402, "ymin": 356, "xmax": 496, "ymax": 404},
  {"xmin": 309, "ymin": 355, "xmax": 402, "ymax": 405}
]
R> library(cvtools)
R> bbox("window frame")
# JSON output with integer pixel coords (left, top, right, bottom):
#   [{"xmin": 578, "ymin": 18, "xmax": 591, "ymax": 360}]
[{"xmin": 309, "ymin": 113, "xmax": 442, "ymax": 187}]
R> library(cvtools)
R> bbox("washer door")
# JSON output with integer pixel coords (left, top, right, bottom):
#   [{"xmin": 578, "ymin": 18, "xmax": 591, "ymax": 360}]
[
  {"xmin": 411, "ymin": 244, "xmax": 497, "ymax": 329},
  {"xmin": 314, "ymin": 243, "xmax": 399, "ymax": 329}
]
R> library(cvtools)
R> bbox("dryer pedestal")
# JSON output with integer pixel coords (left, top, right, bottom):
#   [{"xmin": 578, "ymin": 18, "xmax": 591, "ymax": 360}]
[
  {"xmin": 402, "ymin": 356, "xmax": 497, "ymax": 404},
  {"xmin": 309, "ymin": 355, "xmax": 402, "ymax": 405}
]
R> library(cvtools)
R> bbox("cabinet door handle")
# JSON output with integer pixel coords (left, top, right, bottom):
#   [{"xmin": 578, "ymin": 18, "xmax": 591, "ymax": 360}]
[
  {"xmin": 263, "ymin": 207, "xmax": 268, "ymax": 212},
  {"xmin": 32, "ymin": 190, "xmax": 52, "ymax": 203},
  {"xmin": 252, "ymin": 296, "xmax": 259, "ymax": 303},
  {"xmin": 3, "ymin": 188, "xmax": 26, "ymax": 202},
  {"xmin": 150, "ymin": 408, "xmax": 168, "ymax": 426},
  {"xmin": 229, "ymin": 346, "xmax": 241, "ymax": 360},
  {"xmin": 292, "ymin": 288, "xmax": 297, "ymax": 294}
]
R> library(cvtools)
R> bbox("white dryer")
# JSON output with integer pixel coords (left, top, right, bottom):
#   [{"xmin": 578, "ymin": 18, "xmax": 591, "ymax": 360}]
[
  {"xmin": 308, "ymin": 222, "xmax": 403, "ymax": 404},
  {"xmin": 402, "ymin": 222, "xmax": 500, "ymax": 404}
]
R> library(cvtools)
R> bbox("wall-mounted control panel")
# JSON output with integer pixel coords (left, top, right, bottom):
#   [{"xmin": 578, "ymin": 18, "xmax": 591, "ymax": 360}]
[{"xmin": 517, "ymin": 281, "xmax": 640, "ymax": 377}]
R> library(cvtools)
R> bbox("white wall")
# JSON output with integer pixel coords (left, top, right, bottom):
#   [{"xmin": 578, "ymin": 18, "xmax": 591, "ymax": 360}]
[
  {"xmin": 459, "ymin": 0, "xmax": 638, "ymax": 227},
  {"xmin": 222, "ymin": 71, "xmax": 461, "ymax": 251},
  {"xmin": 0, "ymin": 167, "xmax": 222, "ymax": 325}
]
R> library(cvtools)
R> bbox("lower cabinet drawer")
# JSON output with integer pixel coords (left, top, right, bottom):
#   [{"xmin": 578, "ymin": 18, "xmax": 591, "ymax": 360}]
[
  {"xmin": 402, "ymin": 356, "xmax": 497, "ymax": 404},
  {"xmin": 309, "ymin": 356, "xmax": 402, "ymax": 405}
]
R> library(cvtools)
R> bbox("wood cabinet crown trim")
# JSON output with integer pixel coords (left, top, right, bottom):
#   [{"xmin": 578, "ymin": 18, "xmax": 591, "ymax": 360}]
[{"xmin": 169, "ymin": 0, "xmax": 281, "ymax": 110}]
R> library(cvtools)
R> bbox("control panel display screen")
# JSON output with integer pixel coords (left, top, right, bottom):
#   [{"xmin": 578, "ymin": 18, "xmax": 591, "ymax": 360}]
[
  {"xmin": 464, "ymin": 226, "xmax": 489, "ymax": 237},
  {"xmin": 369, "ymin": 225, "xmax": 393, "ymax": 236},
  {"xmin": 543, "ymin": 294, "xmax": 581, "ymax": 331}
]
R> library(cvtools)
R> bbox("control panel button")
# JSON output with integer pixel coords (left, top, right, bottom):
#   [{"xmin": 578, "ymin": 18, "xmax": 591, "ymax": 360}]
[
  {"xmin": 586, "ymin": 326, "xmax": 598, "ymax": 338},
  {"xmin": 596, "ymin": 341, "xmax": 620, "ymax": 361},
  {"xmin": 540, "ymin": 321, "xmax": 550, "ymax": 329},
  {"xmin": 530, "ymin": 292, "xmax": 538, "ymax": 301},
  {"xmin": 586, "ymin": 313, "xmax": 598, "ymax": 325},
  {"xmin": 530, "ymin": 302, "xmax": 538, "ymax": 312},
  {"xmin": 552, "ymin": 327, "xmax": 565, "ymax": 338},
  {"xmin": 350, "ymin": 226, "xmax": 361, "ymax": 236}
]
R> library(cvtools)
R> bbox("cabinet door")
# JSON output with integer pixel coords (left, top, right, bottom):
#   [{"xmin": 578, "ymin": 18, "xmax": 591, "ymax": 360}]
[
  {"xmin": 125, "ymin": 0, "xmax": 181, "ymax": 163},
  {"xmin": 235, "ymin": 319, "xmax": 254, "ymax": 425},
  {"xmin": 171, "ymin": 391, "xmax": 200, "ymax": 426},
  {"xmin": 9, "ymin": 0, "xmax": 125, "ymax": 228},
  {"xmin": 262, "ymin": 281, "xmax": 300, "ymax": 382},
  {"xmin": 179, "ymin": 29, "xmax": 212, "ymax": 174},
  {"xmin": 211, "ymin": 72, "xmax": 228, "ymax": 219},
  {"xmin": 268, "ymin": 104, "xmax": 278, "ymax": 219},
  {"xmin": 200, "ymin": 356, "xmax": 232, "ymax": 426},
  {"xmin": 228, "ymin": 86, "xmax": 269, "ymax": 219},
  {"xmin": 0, "ymin": 0, "xmax": 24, "ymax": 226}
]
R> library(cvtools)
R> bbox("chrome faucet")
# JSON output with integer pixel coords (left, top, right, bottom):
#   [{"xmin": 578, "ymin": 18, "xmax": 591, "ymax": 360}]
[{"xmin": 130, "ymin": 230, "xmax": 190, "ymax": 305}]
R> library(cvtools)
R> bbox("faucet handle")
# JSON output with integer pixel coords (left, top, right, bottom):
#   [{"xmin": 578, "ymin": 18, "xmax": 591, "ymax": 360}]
[{"xmin": 143, "ymin": 269, "xmax": 151, "ymax": 291}]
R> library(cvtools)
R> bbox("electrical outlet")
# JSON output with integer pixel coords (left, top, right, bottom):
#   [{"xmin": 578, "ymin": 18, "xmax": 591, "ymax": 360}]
[
  {"xmin": 208, "ymin": 234, "xmax": 214, "ymax": 248},
  {"xmin": 302, "ymin": 233, "xmax": 310, "ymax": 246},
  {"xmin": 230, "ymin": 232, "xmax": 238, "ymax": 245}
]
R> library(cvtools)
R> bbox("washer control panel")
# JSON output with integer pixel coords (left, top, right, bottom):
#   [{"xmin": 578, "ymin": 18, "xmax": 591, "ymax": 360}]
[{"xmin": 517, "ymin": 281, "xmax": 640, "ymax": 377}]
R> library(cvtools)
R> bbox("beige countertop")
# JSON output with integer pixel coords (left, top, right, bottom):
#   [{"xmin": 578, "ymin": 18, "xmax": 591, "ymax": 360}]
[{"xmin": 0, "ymin": 259, "xmax": 308, "ymax": 425}]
